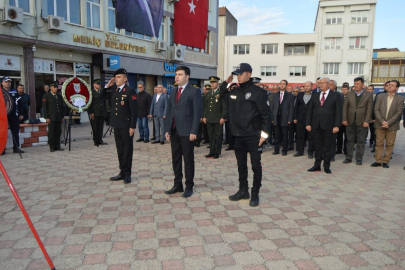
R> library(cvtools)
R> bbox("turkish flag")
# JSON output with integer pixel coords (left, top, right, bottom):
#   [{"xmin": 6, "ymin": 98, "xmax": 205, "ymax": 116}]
[{"xmin": 174, "ymin": 0, "xmax": 209, "ymax": 49}]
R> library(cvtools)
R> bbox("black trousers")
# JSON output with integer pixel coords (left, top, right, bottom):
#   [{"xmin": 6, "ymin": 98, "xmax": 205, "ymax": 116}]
[
  {"xmin": 288, "ymin": 123, "xmax": 296, "ymax": 149},
  {"xmin": 203, "ymin": 123, "xmax": 209, "ymax": 142},
  {"xmin": 337, "ymin": 125, "xmax": 347, "ymax": 153},
  {"xmin": 171, "ymin": 128, "xmax": 195, "ymax": 188},
  {"xmin": 312, "ymin": 128, "xmax": 333, "ymax": 169},
  {"xmin": 273, "ymin": 125, "xmax": 289, "ymax": 152},
  {"xmin": 152, "ymin": 116, "xmax": 156, "ymax": 138},
  {"xmin": 269, "ymin": 122, "xmax": 274, "ymax": 145},
  {"xmin": 369, "ymin": 122, "xmax": 375, "ymax": 145},
  {"xmin": 331, "ymin": 133, "xmax": 338, "ymax": 158},
  {"xmin": 296, "ymin": 121, "xmax": 314, "ymax": 154},
  {"xmin": 8, "ymin": 116, "xmax": 20, "ymax": 149},
  {"xmin": 114, "ymin": 128, "xmax": 134, "ymax": 177},
  {"xmin": 234, "ymin": 136, "xmax": 262, "ymax": 190},
  {"xmin": 91, "ymin": 116, "xmax": 104, "ymax": 144},
  {"xmin": 48, "ymin": 121, "xmax": 62, "ymax": 150},
  {"xmin": 207, "ymin": 123, "xmax": 223, "ymax": 155},
  {"xmin": 225, "ymin": 121, "xmax": 235, "ymax": 148}
]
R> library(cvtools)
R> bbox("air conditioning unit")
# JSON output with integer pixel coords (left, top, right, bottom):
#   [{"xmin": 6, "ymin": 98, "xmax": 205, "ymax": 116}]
[
  {"xmin": 170, "ymin": 45, "xmax": 185, "ymax": 62},
  {"xmin": 2, "ymin": 5, "xmax": 23, "ymax": 25},
  {"xmin": 48, "ymin": 15, "xmax": 66, "ymax": 33},
  {"xmin": 154, "ymin": 40, "xmax": 167, "ymax": 52}
]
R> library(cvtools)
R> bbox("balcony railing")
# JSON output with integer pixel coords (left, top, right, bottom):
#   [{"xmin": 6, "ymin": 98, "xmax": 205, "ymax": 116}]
[{"xmin": 371, "ymin": 77, "xmax": 405, "ymax": 83}]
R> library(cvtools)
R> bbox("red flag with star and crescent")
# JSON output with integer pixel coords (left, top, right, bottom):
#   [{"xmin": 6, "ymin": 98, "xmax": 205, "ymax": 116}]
[{"xmin": 174, "ymin": 0, "xmax": 209, "ymax": 49}]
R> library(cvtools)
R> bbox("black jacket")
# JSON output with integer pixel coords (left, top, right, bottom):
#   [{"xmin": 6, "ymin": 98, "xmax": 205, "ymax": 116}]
[
  {"xmin": 306, "ymin": 90, "xmax": 342, "ymax": 130},
  {"xmin": 87, "ymin": 88, "xmax": 106, "ymax": 117},
  {"xmin": 294, "ymin": 92, "xmax": 312, "ymax": 123},
  {"xmin": 42, "ymin": 92, "xmax": 63, "ymax": 122},
  {"xmin": 271, "ymin": 91, "xmax": 294, "ymax": 126},
  {"xmin": 6, "ymin": 89, "xmax": 23, "ymax": 119},
  {"xmin": 221, "ymin": 79, "xmax": 271, "ymax": 137},
  {"xmin": 100, "ymin": 85, "xmax": 138, "ymax": 129},
  {"xmin": 136, "ymin": 91, "xmax": 152, "ymax": 118},
  {"xmin": 19, "ymin": 93, "xmax": 30, "ymax": 119}
]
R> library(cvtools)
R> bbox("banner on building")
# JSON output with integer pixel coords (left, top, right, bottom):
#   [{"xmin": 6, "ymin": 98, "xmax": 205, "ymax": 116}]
[
  {"xmin": 115, "ymin": 0, "xmax": 163, "ymax": 38},
  {"xmin": 174, "ymin": 0, "xmax": 209, "ymax": 49}
]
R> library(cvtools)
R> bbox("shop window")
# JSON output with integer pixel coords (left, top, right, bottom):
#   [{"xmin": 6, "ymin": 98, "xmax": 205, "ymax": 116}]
[
  {"xmin": 87, "ymin": 0, "xmax": 100, "ymax": 29},
  {"xmin": 43, "ymin": 0, "xmax": 81, "ymax": 25},
  {"xmin": 9, "ymin": 0, "xmax": 30, "ymax": 13}
]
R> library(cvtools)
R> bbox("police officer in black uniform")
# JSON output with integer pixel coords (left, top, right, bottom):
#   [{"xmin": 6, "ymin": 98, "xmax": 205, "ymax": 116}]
[
  {"xmin": 88, "ymin": 79, "xmax": 107, "ymax": 146},
  {"xmin": 204, "ymin": 76, "xmax": 226, "ymax": 159},
  {"xmin": 221, "ymin": 64, "xmax": 271, "ymax": 207},
  {"xmin": 43, "ymin": 82, "xmax": 64, "ymax": 152},
  {"xmin": 252, "ymin": 77, "xmax": 262, "ymax": 86},
  {"xmin": 101, "ymin": 69, "xmax": 138, "ymax": 184}
]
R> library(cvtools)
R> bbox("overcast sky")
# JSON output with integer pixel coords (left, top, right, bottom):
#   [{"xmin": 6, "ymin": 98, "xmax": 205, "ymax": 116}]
[{"xmin": 218, "ymin": 0, "xmax": 404, "ymax": 51}]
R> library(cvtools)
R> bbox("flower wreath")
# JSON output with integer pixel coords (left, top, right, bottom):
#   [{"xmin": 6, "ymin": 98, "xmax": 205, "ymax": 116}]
[{"xmin": 61, "ymin": 77, "xmax": 92, "ymax": 112}]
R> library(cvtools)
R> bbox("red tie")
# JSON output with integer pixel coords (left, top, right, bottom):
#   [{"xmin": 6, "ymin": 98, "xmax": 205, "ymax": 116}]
[
  {"xmin": 321, "ymin": 92, "xmax": 326, "ymax": 106},
  {"xmin": 172, "ymin": 87, "xmax": 183, "ymax": 129}
]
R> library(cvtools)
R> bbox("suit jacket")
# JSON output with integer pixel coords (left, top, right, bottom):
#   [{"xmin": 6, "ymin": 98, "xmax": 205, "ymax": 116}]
[
  {"xmin": 87, "ymin": 88, "xmax": 106, "ymax": 117},
  {"xmin": 271, "ymin": 91, "xmax": 294, "ymax": 126},
  {"xmin": 164, "ymin": 84, "xmax": 202, "ymax": 136},
  {"xmin": 312, "ymin": 88, "xmax": 320, "ymax": 94},
  {"xmin": 342, "ymin": 90, "xmax": 373, "ymax": 126},
  {"xmin": 100, "ymin": 85, "xmax": 138, "ymax": 129},
  {"xmin": 294, "ymin": 92, "xmax": 312, "ymax": 123},
  {"xmin": 306, "ymin": 90, "xmax": 342, "ymax": 130},
  {"xmin": 150, "ymin": 93, "xmax": 168, "ymax": 118},
  {"xmin": 42, "ymin": 92, "xmax": 63, "ymax": 122},
  {"xmin": 374, "ymin": 93, "xmax": 404, "ymax": 131}
]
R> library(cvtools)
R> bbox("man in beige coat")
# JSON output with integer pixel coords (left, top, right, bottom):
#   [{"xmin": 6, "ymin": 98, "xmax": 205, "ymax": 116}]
[
  {"xmin": 342, "ymin": 77, "xmax": 373, "ymax": 165},
  {"xmin": 371, "ymin": 80, "xmax": 404, "ymax": 168}
]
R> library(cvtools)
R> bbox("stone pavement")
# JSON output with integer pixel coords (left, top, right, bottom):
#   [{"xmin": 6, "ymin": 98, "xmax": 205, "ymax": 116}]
[{"xmin": 0, "ymin": 124, "xmax": 404, "ymax": 270}]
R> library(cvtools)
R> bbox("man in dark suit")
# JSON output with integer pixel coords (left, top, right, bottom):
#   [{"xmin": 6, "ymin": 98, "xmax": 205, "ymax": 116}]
[
  {"xmin": 196, "ymin": 85, "xmax": 210, "ymax": 147},
  {"xmin": 88, "ymin": 79, "xmax": 107, "ymax": 146},
  {"xmin": 337, "ymin": 85, "xmax": 349, "ymax": 154},
  {"xmin": 43, "ymin": 82, "xmax": 64, "ymax": 152},
  {"xmin": 271, "ymin": 79, "xmax": 294, "ymax": 156},
  {"xmin": 312, "ymin": 77, "xmax": 321, "ymax": 93},
  {"xmin": 293, "ymin": 81, "xmax": 314, "ymax": 158},
  {"xmin": 329, "ymin": 79, "xmax": 344, "ymax": 162},
  {"xmin": 164, "ymin": 66, "xmax": 202, "ymax": 198},
  {"xmin": 149, "ymin": 84, "xmax": 168, "ymax": 144},
  {"xmin": 101, "ymin": 69, "xmax": 138, "ymax": 184},
  {"xmin": 306, "ymin": 77, "xmax": 342, "ymax": 174},
  {"xmin": 288, "ymin": 87, "xmax": 299, "ymax": 150},
  {"xmin": 342, "ymin": 77, "xmax": 373, "ymax": 165}
]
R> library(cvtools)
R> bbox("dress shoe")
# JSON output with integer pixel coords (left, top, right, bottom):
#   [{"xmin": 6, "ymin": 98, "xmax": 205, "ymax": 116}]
[
  {"xmin": 324, "ymin": 168, "xmax": 332, "ymax": 174},
  {"xmin": 205, "ymin": 153, "xmax": 215, "ymax": 158},
  {"xmin": 144, "ymin": 139, "xmax": 150, "ymax": 143},
  {"xmin": 370, "ymin": 162, "xmax": 381, "ymax": 167},
  {"xmin": 136, "ymin": 138, "xmax": 144, "ymax": 142},
  {"xmin": 225, "ymin": 147, "xmax": 235, "ymax": 151},
  {"xmin": 249, "ymin": 189, "xmax": 259, "ymax": 207},
  {"xmin": 124, "ymin": 176, "xmax": 131, "ymax": 184},
  {"xmin": 50, "ymin": 149, "xmax": 55, "ymax": 152},
  {"xmin": 160, "ymin": 141, "xmax": 165, "ymax": 145},
  {"xmin": 272, "ymin": 151, "xmax": 279, "ymax": 155},
  {"xmin": 151, "ymin": 137, "xmax": 156, "ymax": 141},
  {"xmin": 282, "ymin": 152, "xmax": 287, "ymax": 156},
  {"xmin": 213, "ymin": 154, "xmax": 219, "ymax": 159},
  {"xmin": 356, "ymin": 160, "xmax": 362, "ymax": 165},
  {"xmin": 307, "ymin": 166, "xmax": 321, "ymax": 172},
  {"xmin": 331, "ymin": 157, "xmax": 335, "ymax": 162},
  {"xmin": 110, "ymin": 174, "xmax": 125, "ymax": 181},
  {"xmin": 308, "ymin": 153, "xmax": 314, "ymax": 159},
  {"xmin": 342, "ymin": 159, "xmax": 352, "ymax": 164},
  {"xmin": 383, "ymin": 163, "xmax": 389, "ymax": 168},
  {"xmin": 94, "ymin": 142, "xmax": 98, "ymax": 146},
  {"xmin": 165, "ymin": 185, "xmax": 184, "ymax": 194},
  {"xmin": 336, "ymin": 150, "xmax": 342, "ymax": 154},
  {"xmin": 13, "ymin": 148, "xmax": 24, "ymax": 153},
  {"xmin": 99, "ymin": 141, "xmax": 108, "ymax": 145},
  {"xmin": 182, "ymin": 188, "xmax": 193, "ymax": 198},
  {"xmin": 55, "ymin": 148, "xmax": 64, "ymax": 151},
  {"xmin": 151, "ymin": 141, "xmax": 160, "ymax": 144},
  {"xmin": 293, "ymin": 152, "xmax": 303, "ymax": 157},
  {"xmin": 229, "ymin": 189, "xmax": 250, "ymax": 201}
]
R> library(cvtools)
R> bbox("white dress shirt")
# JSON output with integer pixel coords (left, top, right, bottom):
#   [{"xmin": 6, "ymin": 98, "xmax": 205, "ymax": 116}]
[{"xmin": 156, "ymin": 93, "xmax": 161, "ymax": 103}]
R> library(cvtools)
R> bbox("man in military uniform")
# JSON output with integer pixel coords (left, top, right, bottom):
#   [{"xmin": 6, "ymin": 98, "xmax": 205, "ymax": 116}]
[
  {"xmin": 43, "ymin": 82, "xmax": 64, "ymax": 152},
  {"xmin": 88, "ymin": 79, "xmax": 107, "ymax": 146},
  {"xmin": 196, "ymin": 84, "xmax": 209, "ymax": 147},
  {"xmin": 101, "ymin": 69, "xmax": 138, "ymax": 184},
  {"xmin": 203, "ymin": 76, "xmax": 226, "ymax": 159},
  {"xmin": 252, "ymin": 77, "xmax": 262, "ymax": 87}
]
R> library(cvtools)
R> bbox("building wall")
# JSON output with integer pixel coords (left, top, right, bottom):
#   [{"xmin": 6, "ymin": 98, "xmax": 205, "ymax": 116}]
[{"xmin": 217, "ymin": 7, "xmax": 237, "ymax": 79}]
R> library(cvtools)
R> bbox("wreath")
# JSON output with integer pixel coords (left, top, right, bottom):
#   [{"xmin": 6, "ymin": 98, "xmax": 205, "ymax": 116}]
[{"xmin": 61, "ymin": 77, "xmax": 92, "ymax": 112}]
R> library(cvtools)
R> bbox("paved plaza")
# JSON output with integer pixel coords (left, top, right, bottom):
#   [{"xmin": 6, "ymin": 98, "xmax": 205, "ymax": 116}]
[{"xmin": 0, "ymin": 120, "xmax": 404, "ymax": 270}]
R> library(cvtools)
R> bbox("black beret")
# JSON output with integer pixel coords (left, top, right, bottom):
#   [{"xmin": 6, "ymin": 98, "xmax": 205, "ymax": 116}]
[{"xmin": 113, "ymin": 68, "xmax": 127, "ymax": 76}]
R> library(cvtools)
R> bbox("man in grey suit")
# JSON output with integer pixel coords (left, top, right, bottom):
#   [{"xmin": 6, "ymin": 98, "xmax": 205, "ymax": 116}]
[
  {"xmin": 271, "ymin": 79, "xmax": 294, "ymax": 156},
  {"xmin": 164, "ymin": 66, "xmax": 202, "ymax": 198},
  {"xmin": 149, "ymin": 84, "xmax": 168, "ymax": 144}
]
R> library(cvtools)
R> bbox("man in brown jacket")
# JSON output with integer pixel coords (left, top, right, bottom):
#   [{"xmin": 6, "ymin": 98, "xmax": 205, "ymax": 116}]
[
  {"xmin": 371, "ymin": 80, "xmax": 404, "ymax": 168},
  {"xmin": 342, "ymin": 77, "xmax": 373, "ymax": 165}
]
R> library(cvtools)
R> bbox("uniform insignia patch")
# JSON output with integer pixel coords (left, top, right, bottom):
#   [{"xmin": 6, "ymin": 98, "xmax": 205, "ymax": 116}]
[
  {"xmin": 42, "ymin": 98, "xmax": 46, "ymax": 101},
  {"xmin": 132, "ymin": 95, "xmax": 136, "ymax": 100},
  {"xmin": 230, "ymin": 95, "xmax": 237, "ymax": 99},
  {"xmin": 245, "ymin": 93, "xmax": 251, "ymax": 99},
  {"xmin": 121, "ymin": 101, "xmax": 124, "ymax": 105}
]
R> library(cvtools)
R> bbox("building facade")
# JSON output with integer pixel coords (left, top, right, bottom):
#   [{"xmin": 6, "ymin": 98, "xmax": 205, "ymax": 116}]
[
  {"xmin": 217, "ymin": 7, "xmax": 237, "ymax": 80},
  {"xmin": 223, "ymin": 0, "xmax": 377, "ymax": 89},
  {"xmin": 0, "ymin": 0, "xmax": 219, "ymax": 118}
]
